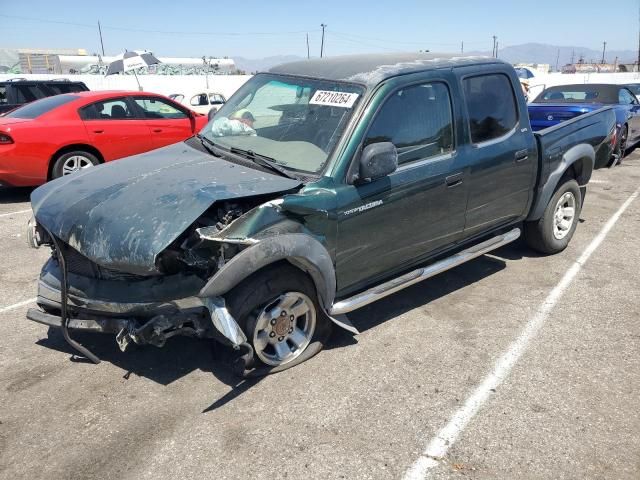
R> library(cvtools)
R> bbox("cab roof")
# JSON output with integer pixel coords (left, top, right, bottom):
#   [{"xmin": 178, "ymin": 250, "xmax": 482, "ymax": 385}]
[{"xmin": 269, "ymin": 52, "xmax": 507, "ymax": 87}]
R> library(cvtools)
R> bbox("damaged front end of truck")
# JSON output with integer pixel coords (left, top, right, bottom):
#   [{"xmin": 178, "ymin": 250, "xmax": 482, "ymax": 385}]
[{"xmin": 25, "ymin": 142, "xmax": 348, "ymax": 374}]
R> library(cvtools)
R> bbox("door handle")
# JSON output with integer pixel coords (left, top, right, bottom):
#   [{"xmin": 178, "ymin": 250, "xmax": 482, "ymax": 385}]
[
  {"xmin": 515, "ymin": 149, "xmax": 529, "ymax": 162},
  {"xmin": 445, "ymin": 172, "xmax": 464, "ymax": 187},
  {"xmin": 152, "ymin": 129, "xmax": 163, "ymax": 133},
  {"xmin": 92, "ymin": 129, "xmax": 104, "ymax": 133}
]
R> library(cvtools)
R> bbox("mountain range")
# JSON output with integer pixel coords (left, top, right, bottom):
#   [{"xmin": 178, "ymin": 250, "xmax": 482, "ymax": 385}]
[{"xmin": 234, "ymin": 43, "xmax": 638, "ymax": 73}]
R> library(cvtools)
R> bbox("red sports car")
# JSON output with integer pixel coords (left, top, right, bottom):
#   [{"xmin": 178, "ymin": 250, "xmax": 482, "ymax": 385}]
[{"xmin": 0, "ymin": 91, "xmax": 208, "ymax": 186}]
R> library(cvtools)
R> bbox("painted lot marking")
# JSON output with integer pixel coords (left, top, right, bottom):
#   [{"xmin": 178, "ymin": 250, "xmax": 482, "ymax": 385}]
[
  {"xmin": 0, "ymin": 209, "xmax": 31, "ymax": 218},
  {"xmin": 0, "ymin": 298, "xmax": 37, "ymax": 314},
  {"xmin": 403, "ymin": 186, "xmax": 640, "ymax": 479}
]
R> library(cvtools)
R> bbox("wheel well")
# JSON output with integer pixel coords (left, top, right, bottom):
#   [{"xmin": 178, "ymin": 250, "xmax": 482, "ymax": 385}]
[
  {"xmin": 48, "ymin": 144, "xmax": 104, "ymax": 180},
  {"xmin": 561, "ymin": 158, "xmax": 589, "ymax": 186}
]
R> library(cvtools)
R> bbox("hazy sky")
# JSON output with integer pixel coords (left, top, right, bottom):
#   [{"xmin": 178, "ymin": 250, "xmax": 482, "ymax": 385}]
[{"xmin": 2, "ymin": 0, "xmax": 639, "ymax": 58}]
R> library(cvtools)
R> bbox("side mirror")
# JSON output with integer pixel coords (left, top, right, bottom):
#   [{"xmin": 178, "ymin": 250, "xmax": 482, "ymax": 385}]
[{"xmin": 358, "ymin": 142, "xmax": 398, "ymax": 182}]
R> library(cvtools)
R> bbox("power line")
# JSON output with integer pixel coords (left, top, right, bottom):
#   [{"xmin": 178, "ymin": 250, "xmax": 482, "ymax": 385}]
[
  {"xmin": 0, "ymin": 14, "xmax": 315, "ymax": 36},
  {"xmin": 331, "ymin": 29, "xmax": 486, "ymax": 47}
]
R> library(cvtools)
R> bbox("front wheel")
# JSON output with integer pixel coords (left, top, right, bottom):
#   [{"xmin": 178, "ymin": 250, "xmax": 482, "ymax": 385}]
[
  {"xmin": 225, "ymin": 264, "xmax": 331, "ymax": 373},
  {"xmin": 524, "ymin": 178, "xmax": 582, "ymax": 254}
]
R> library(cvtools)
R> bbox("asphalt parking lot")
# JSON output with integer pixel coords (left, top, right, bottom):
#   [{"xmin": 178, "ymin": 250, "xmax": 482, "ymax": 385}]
[{"xmin": 1, "ymin": 154, "xmax": 639, "ymax": 480}]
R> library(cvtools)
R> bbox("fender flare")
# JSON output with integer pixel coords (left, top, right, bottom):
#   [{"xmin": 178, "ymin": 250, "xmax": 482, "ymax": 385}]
[
  {"xmin": 199, "ymin": 233, "xmax": 337, "ymax": 310},
  {"xmin": 527, "ymin": 143, "xmax": 594, "ymax": 221}
]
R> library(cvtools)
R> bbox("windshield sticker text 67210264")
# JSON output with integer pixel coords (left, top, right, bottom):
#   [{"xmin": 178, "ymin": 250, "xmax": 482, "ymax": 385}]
[{"xmin": 309, "ymin": 90, "xmax": 360, "ymax": 108}]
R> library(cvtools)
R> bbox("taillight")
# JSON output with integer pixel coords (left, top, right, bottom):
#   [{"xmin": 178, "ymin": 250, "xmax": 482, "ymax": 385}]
[
  {"xmin": 0, "ymin": 132, "xmax": 13, "ymax": 144},
  {"xmin": 610, "ymin": 128, "xmax": 617, "ymax": 146}
]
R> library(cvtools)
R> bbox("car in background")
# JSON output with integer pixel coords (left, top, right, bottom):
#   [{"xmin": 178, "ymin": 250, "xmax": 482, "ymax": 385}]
[
  {"xmin": 0, "ymin": 78, "xmax": 89, "ymax": 115},
  {"xmin": 0, "ymin": 91, "xmax": 208, "ymax": 187},
  {"xmin": 528, "ymin": 83, "xmax": 640, "ymax": 162},
  {"xmin": 169, "ymin": 91, "xmax": 226, "ymax": 119}
]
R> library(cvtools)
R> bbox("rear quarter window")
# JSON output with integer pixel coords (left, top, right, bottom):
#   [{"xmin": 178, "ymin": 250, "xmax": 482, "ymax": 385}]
[
  {"xmin": 463, "ymin": 74, "xmax": 518, "ymax": 144},
  {"xmin": 5, "ymin": 94, "xmax": 79, "ymax": 119}
]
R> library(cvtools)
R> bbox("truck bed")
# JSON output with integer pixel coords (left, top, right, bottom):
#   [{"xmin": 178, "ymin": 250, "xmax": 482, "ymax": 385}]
[{"xmin": 527, "ymin": 106, "xmax": 616, "ymax": 221}]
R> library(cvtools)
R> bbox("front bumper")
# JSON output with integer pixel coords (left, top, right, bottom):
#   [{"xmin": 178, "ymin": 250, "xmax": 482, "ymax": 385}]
[{"xmin": 28, "ymin": 257, "xmax": 247, "ymax": 348}]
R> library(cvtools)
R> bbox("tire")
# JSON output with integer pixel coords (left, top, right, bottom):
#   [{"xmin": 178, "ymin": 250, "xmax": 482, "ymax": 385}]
[
  {"xmin": 226, "ymin": 264, "xmax": 332, "ymax": 372},
  {"xmin": 51, "ymin": 151, "xmax": 99, "ymax": 179},
  {"xmin": 524, "ymin": 178, "xmax": 582, "ymax": 254},
  {"xmin": 613, "ymin": 124, "xmax": 628, "ymax": 166}
]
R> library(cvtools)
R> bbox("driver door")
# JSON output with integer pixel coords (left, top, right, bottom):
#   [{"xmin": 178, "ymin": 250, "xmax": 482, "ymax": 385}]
[{"xmin": 334, "ymin": 78, "xmax": 468, "ymax": 295}]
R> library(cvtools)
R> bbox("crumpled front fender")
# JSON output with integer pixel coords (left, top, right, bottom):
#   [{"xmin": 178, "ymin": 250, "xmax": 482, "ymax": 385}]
[{"xmin": 198, "ymin": 233, "xmax": 359, "ymax": 335}]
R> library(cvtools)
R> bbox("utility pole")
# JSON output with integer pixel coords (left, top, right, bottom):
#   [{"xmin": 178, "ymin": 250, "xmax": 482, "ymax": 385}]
[
  {"xmin": 495, "ymin": 40, "xmax": 499, "ymax": 58},
  {"xmin": 570, "ymin": 49, "xmax": 575, "ymax": 64},
  {"xmin": 320, "ymin": 24, "xmax": 327, "ymax": 58},
  {"xmin": 637, "ymin": 2, "xmax": 640, "ymax": 71},
  {"xmin": 98, "ymin": 21, "xmax": 105, "ymax": 56},
  {"xmin": 601, "ymin": 41, "xmax": 607, "ymax": 64},
  {"xmin": 492, "ymin": 35, "xmax": 497, "ymax": 58},
  {"xmin": 306, "ymin": 33, "xmax": 310, "ymax": 59},
  {"xmin": 461, "ymin": 41, "xmax": 464, "ymax": 54},
  {"xmin": 555, "ymin": 48, "xmax": 560, "ymax": 71}
]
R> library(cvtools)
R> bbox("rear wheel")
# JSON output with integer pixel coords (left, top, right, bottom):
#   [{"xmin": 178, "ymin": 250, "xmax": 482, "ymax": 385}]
[
  {"xmin": 525, "ymin": 178, "xmax": 581, "ymax": 254},
  {"xmin": 226, "ymin": 264, "xmax": 331, "ymax": 372},
  {"xmin": 51, "ymin": 151, "xmax": 99, "ymax": 179},
  {"xmin": 613, "ymin": 125, "xmax": 628, "ymax": 165}
]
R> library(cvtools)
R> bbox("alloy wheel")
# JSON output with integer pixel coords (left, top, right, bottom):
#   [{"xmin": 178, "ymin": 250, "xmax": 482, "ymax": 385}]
[
  {"xmin": 62, "ymin": 155, "xmax": 94, "ymax": 175},
  {"xmin": 252, "ymin": 292, "xmax": 316, "ymax": 366},
  {"xmin": 552, "ymin": 192, "xmax": 576, "ymax": 240}
]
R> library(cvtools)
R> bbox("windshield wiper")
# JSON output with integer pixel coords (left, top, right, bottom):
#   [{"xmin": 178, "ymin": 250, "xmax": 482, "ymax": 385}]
[
  {"xmin": 196, "ymin": 134, "xmax": 222, "ymax": 157},
  {"xmin": 229, "ymin": 147, "xmax": 297, "ymax": 180}
]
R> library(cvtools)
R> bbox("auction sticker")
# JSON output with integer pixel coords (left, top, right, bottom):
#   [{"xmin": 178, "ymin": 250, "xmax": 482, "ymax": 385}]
[{"xmin": 310, "ymin": 90, "xmax": 359, "ymax": 108}]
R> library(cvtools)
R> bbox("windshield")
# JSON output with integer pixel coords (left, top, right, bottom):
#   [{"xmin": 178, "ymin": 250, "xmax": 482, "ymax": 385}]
[
  {"xmin": 200, "ymin": 73, "xmax": 364, "ymax": 174},
  {"xmin": 6, "ymin": 94, "xmax": 79, "ymax": 118},
  {"xmin": 626, "ymin": 84, "xmax": 640, "ymax": 96}
]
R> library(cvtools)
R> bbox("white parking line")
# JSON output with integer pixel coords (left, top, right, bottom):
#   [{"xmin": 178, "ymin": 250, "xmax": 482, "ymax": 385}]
[
  {"xmin": 0, "ymin": 209, "xmax": 32, "ymax": 218},
  {"xmin": 0, "ymin": 298, "xmax": 37, "ymax": 314},
  {"xmin": 403, "ymin": 186, "xmax": 640, "ymax": 480}
]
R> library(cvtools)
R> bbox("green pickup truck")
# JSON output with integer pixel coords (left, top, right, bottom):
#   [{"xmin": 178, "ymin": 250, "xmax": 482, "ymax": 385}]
[{"xmin": 27, "ymin": 53, "xmax": 616, "ymax": 375}]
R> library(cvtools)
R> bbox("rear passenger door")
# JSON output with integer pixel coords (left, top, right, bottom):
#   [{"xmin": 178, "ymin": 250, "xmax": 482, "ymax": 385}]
[
  {"xmin": 458, "ymin": 70, "xmax": 537, "ymax": 237},
  {"xmin": 132, "ymin": 96, "xmax": 195, "ymax": 149},
  {"xmin": 80, "ymin": 97, "xmax": 154, "ymax": 161},
  {"xmin": 335, "ymin": 76, "xmax": 468, "ymax": 294}
]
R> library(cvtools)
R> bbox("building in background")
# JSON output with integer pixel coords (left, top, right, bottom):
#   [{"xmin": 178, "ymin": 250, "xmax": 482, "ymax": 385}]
[{"xmin": 0, "ymin": 48, "xmax": 238, "ymax": 75}]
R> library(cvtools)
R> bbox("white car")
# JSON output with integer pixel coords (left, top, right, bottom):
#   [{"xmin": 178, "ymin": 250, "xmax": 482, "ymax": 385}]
[{"xmin": 169, "ymin": 91, "xmax": 226, "ymax": 119}]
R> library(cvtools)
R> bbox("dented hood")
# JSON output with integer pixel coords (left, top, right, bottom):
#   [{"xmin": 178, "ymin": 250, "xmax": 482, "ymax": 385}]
[{"xmin": 31, "ymin": 141, "xmax": 301, "ymax": 274}]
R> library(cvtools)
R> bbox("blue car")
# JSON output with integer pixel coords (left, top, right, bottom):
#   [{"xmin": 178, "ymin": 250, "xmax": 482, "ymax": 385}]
[{"xmin": 528, "ymin": 83, "xmax": 640, "ymax": 162}]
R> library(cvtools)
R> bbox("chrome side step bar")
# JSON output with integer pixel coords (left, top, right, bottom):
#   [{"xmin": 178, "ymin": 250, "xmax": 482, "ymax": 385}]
[{"xmin": 330, "ymin": 228, "xmax": 521, "ymax": 315}]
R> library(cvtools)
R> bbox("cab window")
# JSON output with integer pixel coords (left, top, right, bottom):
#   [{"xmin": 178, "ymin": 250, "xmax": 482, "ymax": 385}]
[
  {"xmin": 463, "ymin": 73, "xmax": 518, "ymax": 144},
  {"xmin": 364, "ymin": 82, "xmax": 454, "ymax": 165}
]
